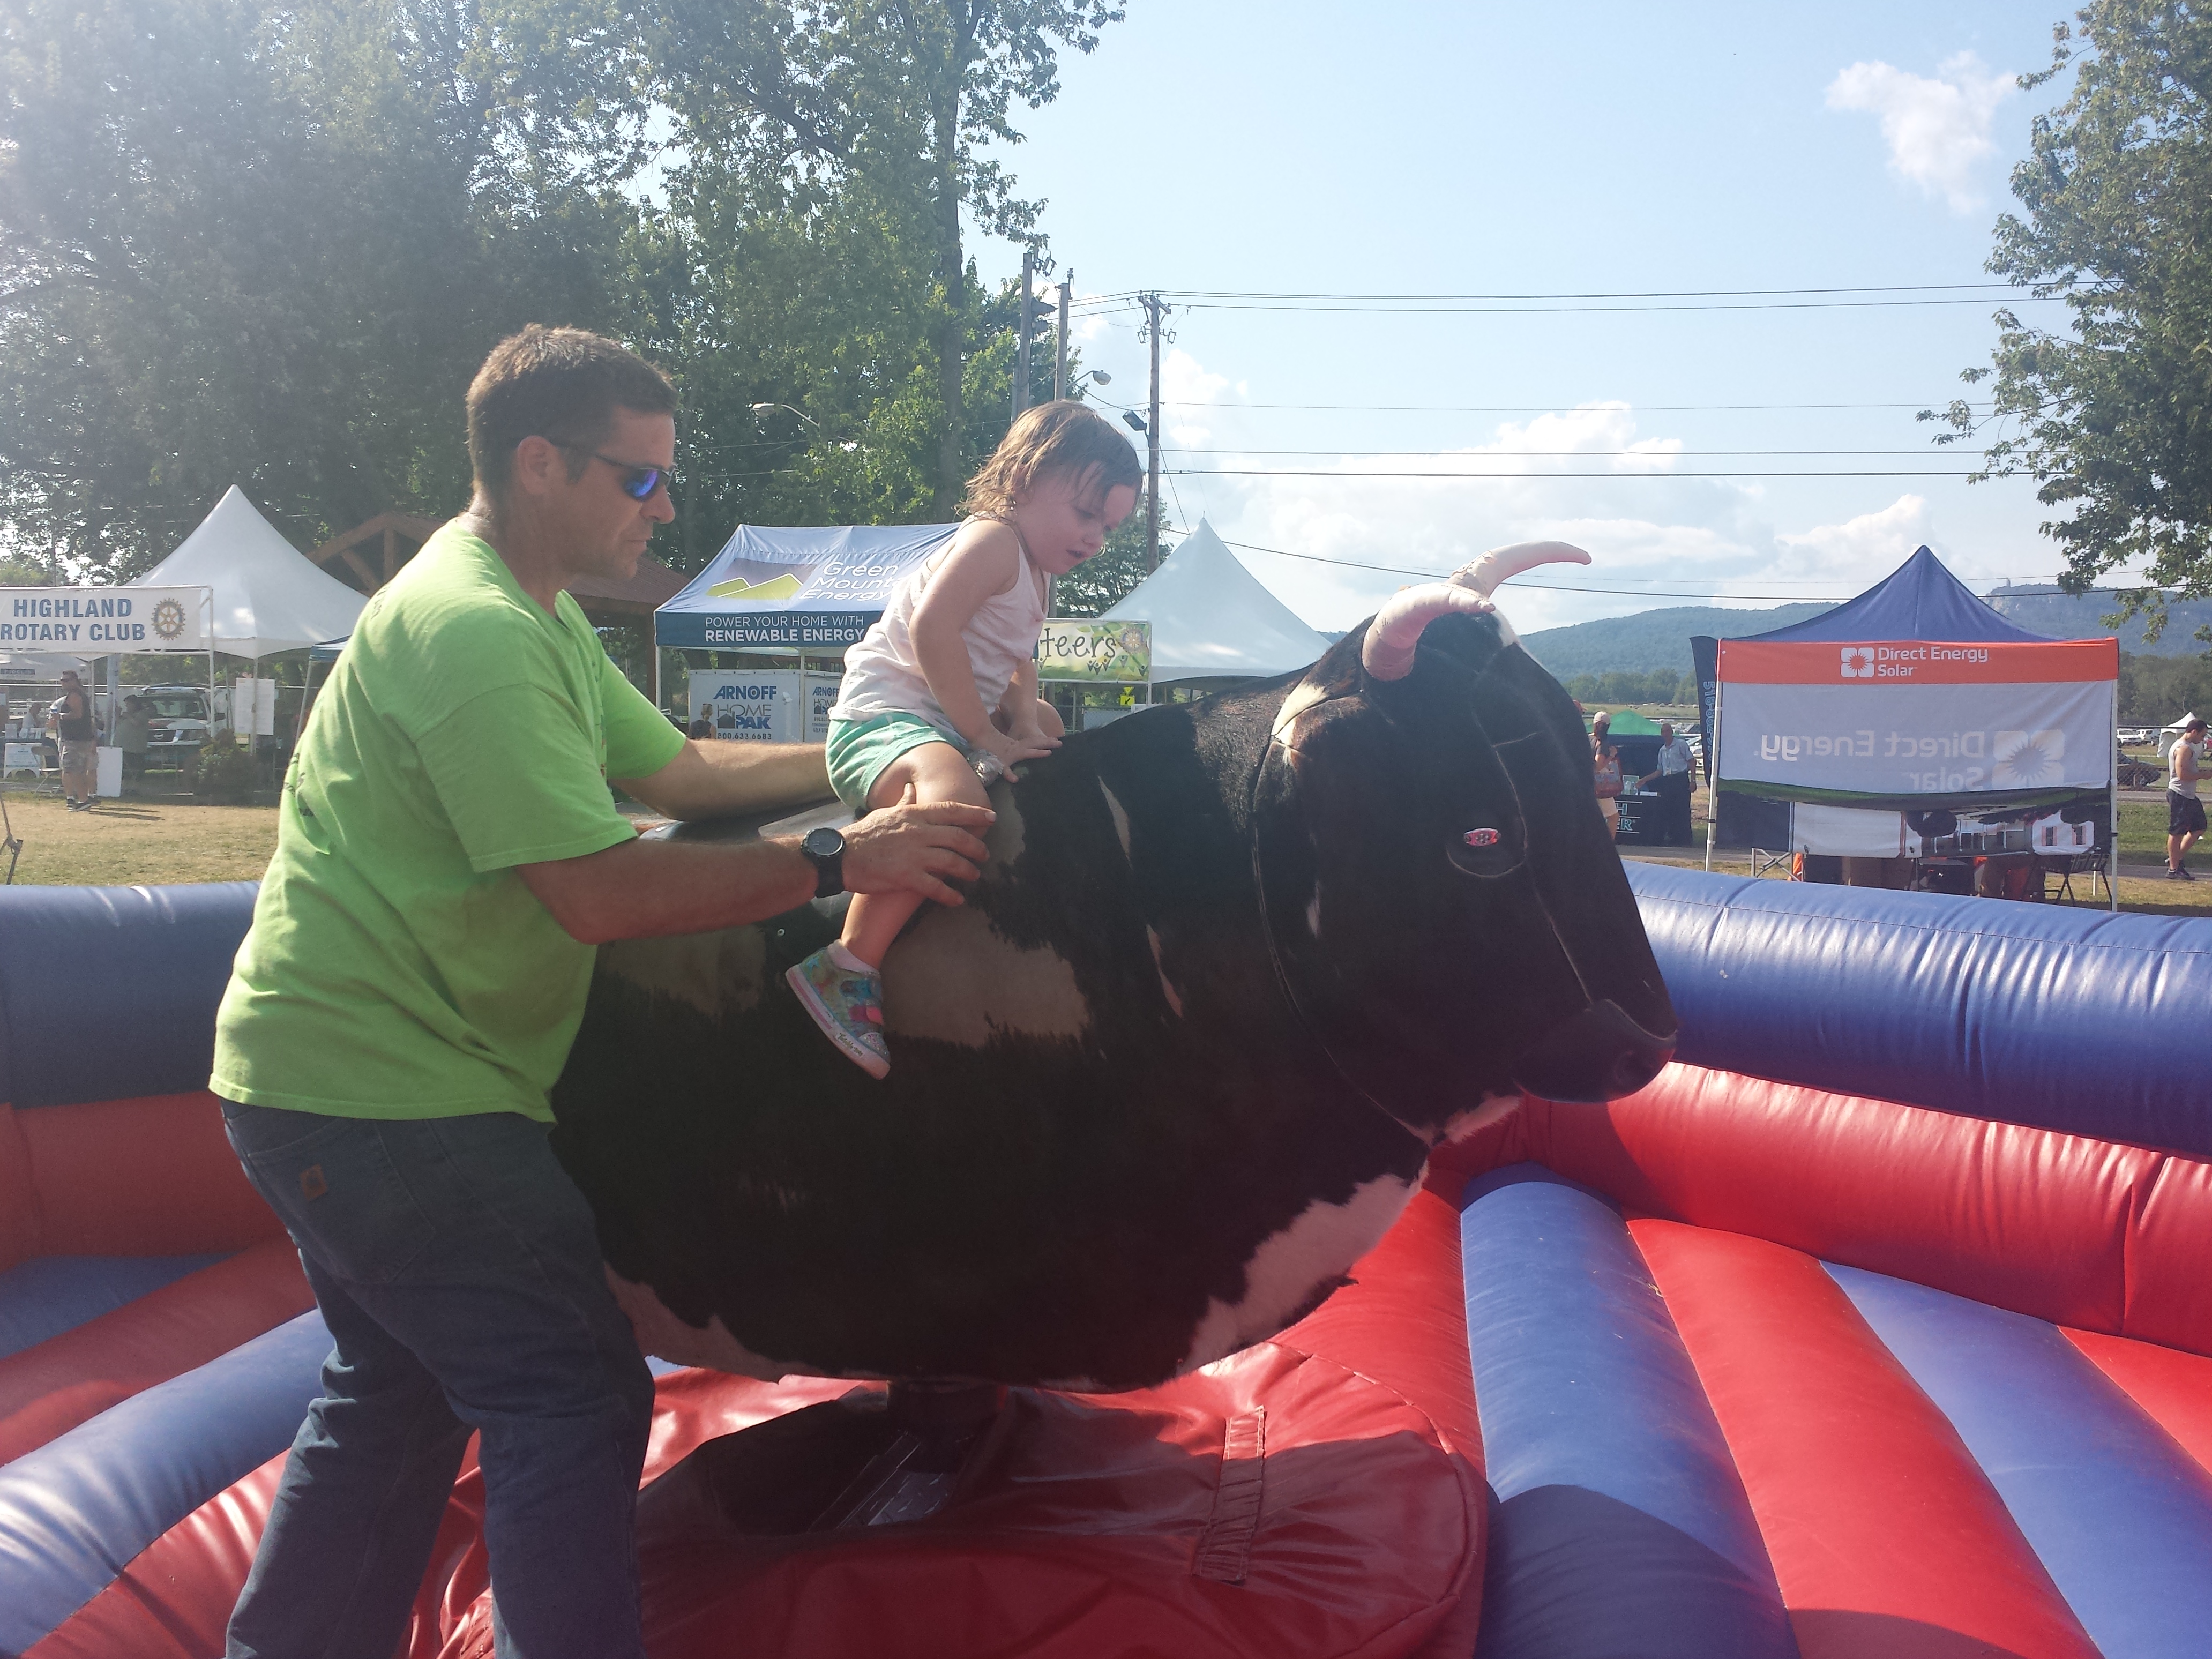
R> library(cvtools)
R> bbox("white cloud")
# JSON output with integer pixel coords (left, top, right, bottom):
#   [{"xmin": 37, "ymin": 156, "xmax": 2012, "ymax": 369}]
[
  {"xmin": 1826, "ymin": 51, "xmax": 2015, "ymax": 213},
  {"xmin": 1774, "ymin": 494, "xmax": 1932, "ymax": 579}
]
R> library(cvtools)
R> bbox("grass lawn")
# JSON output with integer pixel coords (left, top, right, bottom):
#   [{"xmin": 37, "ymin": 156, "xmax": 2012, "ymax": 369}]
[{"xmin": 0, "ymin": 791, "xmax": 278, "ymax": 887}]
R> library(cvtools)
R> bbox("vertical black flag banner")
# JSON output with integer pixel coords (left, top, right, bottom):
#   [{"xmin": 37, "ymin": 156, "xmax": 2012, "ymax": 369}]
[{"xmin": 1690, "ymin": 635, "xmax": 1719, "ymax": 778}]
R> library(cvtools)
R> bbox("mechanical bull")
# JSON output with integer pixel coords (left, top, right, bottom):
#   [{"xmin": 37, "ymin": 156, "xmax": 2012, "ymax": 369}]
[{"xmin": 551, "ymin": 543, "xmax": 1676, "ymax": 1392}]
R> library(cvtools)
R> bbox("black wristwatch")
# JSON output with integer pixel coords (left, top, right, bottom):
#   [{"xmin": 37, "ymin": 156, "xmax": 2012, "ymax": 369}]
[{"xmin": 799, "ymin": 825, "xmax": 846, "ymax": 898}]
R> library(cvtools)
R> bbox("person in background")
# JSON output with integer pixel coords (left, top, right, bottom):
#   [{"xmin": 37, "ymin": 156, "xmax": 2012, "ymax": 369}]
[
  {"xmin": 1590, "ymin": 711, "xmax": 1623, "ymax": 840},
  {"xmin": 115, "ymin": 695, "xmax": 151, "ymax": 791},
  {"xmin": 2168, "ymin": 714, "xmax": 2206, "ymax": 879},
  {"xmin": 687, "ymin": 702, "xmax": 714, "ymax": 741},
  {"xmin": 1652, "ymin": 720, "xmax": 1695, "ymax": 846},
  {"xmin": 47, "ymin": 669, "xmax": 96, "ymax": 811}
]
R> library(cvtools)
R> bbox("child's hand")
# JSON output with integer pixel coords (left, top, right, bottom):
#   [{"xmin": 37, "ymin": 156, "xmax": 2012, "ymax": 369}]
[
  {"xmin": 972, "ymin": 726, "xmax": 1056, "ymax": 776},
  {"xmin": 1004, "ymin": 720, "xmax": 1062, "ymax": 753}
]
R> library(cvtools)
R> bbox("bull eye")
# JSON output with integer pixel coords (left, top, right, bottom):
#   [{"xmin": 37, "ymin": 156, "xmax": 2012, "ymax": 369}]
[{"xmin": 1448, "ymin": 821, "xmax": 1523, "ymax": 878}]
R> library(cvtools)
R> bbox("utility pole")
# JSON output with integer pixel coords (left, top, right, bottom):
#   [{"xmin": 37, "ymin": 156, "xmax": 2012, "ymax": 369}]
[
  {"xmin": 1014, "ymin": 248, "xmax": 1034, "ymax": 416},
  {"xmin": 1054, "ymin": 274, "xmax": 1071, "ymax": 401},
  {"xmin": 1142, "ymin": 292, "xmax": 1168, "ymax": 573}
]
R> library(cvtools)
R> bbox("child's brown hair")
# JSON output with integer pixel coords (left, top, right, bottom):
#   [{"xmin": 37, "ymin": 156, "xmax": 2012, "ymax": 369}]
[{"xmin": 961, "ymin": 401, "xmax": 1142, "ymax": 522}]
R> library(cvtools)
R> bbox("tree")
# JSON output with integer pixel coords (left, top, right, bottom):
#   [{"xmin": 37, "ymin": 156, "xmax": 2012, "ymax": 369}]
[
  {"xmin": 1930, "ymin": 2, "xmax": 2212, "ymax": 633},
  {"xmin": 1, "ymin": 0, "xmax": 645, "ymax": 574},
  {"xmin": 636, "ymin": 0, "xmax": 1124, "ymax": 518}
]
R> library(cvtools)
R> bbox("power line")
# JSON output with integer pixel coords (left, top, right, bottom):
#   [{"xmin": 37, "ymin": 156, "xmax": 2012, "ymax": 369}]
[
  {"xmin": 1155, "ymin": 399, "xmax": 1990, "ymax": 414},
  {"xmin": 1170, "ymin": 466, "xmax": 1986, "ymax": 480},
  {"xmin": 1167, "ymin": 296, "xmax": 2060, "ymax": 317},
  {"xmin": 1159, "ymin": 281, "xmax": 2027, "ymax": 301},
  {"xmin": 1162, "ymin": 446, "xmax": 1979, "ymax": 458},
  {"xmin": 1164, "ymin": 526, "xmax": 1858, "ymax": 599}
]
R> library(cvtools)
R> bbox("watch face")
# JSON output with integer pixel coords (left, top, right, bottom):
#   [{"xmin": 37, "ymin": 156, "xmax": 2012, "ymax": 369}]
[{"xmin": 803, "ymin": 826, "xmax": 843, "ymax": 858}]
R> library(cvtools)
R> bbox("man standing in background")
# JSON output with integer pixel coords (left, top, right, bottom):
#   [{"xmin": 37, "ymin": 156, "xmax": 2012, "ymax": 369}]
[
  {"xmin": 2168, "ymin": 715, "xmax": 2205, "ymax": 879},
  {"xmin": 46, "ymin": 669, "xmax": 96, "ymax": 811},
  {"xmin": 1653, "ymin": 719, "xmax": 1696, "ymax": 846}
]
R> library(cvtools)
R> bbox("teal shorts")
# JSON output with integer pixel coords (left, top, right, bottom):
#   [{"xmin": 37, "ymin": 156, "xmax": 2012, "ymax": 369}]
[{"xmin": 825, "ymin": 712, "xmax": 969, "ymax": 812}]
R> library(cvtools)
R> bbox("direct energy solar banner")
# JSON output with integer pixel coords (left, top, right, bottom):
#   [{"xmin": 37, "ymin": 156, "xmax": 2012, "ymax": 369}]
[{"xmin": 1715, "ymin": 636, "xmax": 2115, "ymax": 801}]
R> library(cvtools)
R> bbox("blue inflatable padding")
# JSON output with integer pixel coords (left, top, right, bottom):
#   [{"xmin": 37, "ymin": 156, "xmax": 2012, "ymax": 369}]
[
  {"xmin": 0, "ymin": 1253, "xmax": 229, "ymax": 1361},
  {"xmin": 0, "ymin": 1307, "xmax": 327, "ymax": 1651},
  {"xmin": 1828, "ymin": 1262, "xmax": 2212, "ymax": 1659},
  {"xmin": 1463, "ymin": 1167, "xmax": 1796, "ymax": 1659},
  {"xmin": 0, "ymin": 881, "xmax": 258, "ymax": 1110},
  {"xmin": 1626, "ymin": 862, "xmax": 2212, "ymax": 1157}
]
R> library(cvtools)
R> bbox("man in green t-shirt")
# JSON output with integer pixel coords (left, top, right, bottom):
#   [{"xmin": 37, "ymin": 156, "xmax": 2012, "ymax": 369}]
[{"xmin": 212, "ymin": 326, "xmax": 992, "ymax": 1659}]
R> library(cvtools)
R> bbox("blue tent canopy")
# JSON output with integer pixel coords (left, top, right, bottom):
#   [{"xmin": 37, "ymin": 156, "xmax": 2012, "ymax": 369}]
[
  {"xmin": 655, "ymin": 523, "xmax": 958, "ymax": 652},
  {"xmin": 1740, "ymin": 546, "xmax": 2053, "ymax": 645}
]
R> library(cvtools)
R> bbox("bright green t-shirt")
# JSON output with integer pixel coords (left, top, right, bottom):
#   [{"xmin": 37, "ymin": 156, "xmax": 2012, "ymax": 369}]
[{"xmin": 211, "ymin": 524, "xmax": 686, "ymax": 1122}]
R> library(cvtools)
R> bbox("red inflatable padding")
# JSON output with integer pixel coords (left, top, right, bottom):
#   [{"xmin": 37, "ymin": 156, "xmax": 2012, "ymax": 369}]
[
  {"xmin": 1459, "ymin": 1064, "xmax": 2212, "ymax": 1354},
  {"xmin": 2127, "ymin": 1154, "xmax": 2212, "ymax": 1357},
  {"xmin": 19, "ymin": 1093, "xmax": 285, "ymax": 1258},
  {"xmin": 0, "ymin": 1237, "xmax": 312, "ymax": 1464},
  {"xmin": 2062, "ymin": 1329, "xmax": 2212, "ymax": 1477},
  {"xmin": 0, "ymin": 1107, "xmax": 39, "ymax": 1272},
  {"xmin": 25, "ymin": 1453, "xmax": 288, "ymax": 1658},
  {"xmin": 430, "ymin": 1344, "xmax": 1479, "ymax": 1659},
  {"xmin": 1634, "ymin": 1220, "xmax": 2102, "ymax": 1659}
]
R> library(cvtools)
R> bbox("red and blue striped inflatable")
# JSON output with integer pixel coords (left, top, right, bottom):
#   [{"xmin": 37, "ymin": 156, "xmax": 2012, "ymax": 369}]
[{"xmin": 1, "ymin": 865, "xmax": 2207, "ymax": 1657}]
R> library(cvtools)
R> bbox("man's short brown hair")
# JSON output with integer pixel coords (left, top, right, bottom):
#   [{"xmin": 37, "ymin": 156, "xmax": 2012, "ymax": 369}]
[{"xmin": 466, "ymin": 325, "xmax": 677, "ymax": 500}]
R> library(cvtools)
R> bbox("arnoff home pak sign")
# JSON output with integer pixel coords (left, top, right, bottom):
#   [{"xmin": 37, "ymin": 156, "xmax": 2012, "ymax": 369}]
[{"xmin": 1714, "ymin": 636, "xmax": 2117, "ymax": 799}]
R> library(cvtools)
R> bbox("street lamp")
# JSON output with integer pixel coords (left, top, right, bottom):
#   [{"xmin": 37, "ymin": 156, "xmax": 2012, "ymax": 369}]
[
  {"xmin": 750, "ymin": 401, "xmax": 819, "ymax": 429},
  {"xmin": 751, "ymin": 402, "xmax": 858, "ymax": 452}
]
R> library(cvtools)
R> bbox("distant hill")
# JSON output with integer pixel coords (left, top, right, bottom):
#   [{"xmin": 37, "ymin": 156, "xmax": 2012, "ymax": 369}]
[
  {"xmin": 1985, "ymin": 584, "xmax": 2212, "ymax": 656},
  {"xmin": 1518, "ymin": 602, "xmax": 1835, "ymax": 679}
]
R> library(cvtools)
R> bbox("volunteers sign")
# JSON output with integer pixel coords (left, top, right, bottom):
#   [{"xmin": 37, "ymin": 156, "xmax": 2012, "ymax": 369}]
[
  {"xmin": 1, "ymin": 587, "xmax": 212, "ymax": 651},
  {"xmin": 1715, "ymin": 636, "xmax": 2117, "ymax": 803},
  {"xmin": 1035, "ymin": 620, "xmax": 1151, "ymax": 683}
]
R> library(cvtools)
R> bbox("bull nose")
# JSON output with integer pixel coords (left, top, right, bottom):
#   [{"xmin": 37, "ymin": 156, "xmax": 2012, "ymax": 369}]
[{"xmin": 1512, "ymin": 999, "xmax": 1676, "ymax": 1104}]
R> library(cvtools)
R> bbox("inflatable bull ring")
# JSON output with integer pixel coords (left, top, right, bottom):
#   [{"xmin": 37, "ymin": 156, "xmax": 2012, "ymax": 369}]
[{"xmin": 2, "ymin": 538, "xmax": 2209, "ymax": 1656}]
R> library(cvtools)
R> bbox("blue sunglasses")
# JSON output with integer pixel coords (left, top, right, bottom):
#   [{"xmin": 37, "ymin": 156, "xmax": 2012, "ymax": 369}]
[{"xmin": 569, "ymin": 447, "xmax": 671, "ymax": 500}]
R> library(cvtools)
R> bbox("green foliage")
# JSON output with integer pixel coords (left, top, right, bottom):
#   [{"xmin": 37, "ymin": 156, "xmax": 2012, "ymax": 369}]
[
  {"xmin": 1519, "ymin": 603, "xmax": 1833, "ymax": 680},
  {"xmin": 2, "ymin": 0, "xmax": 1123, "ymax": 578},
  {"xmin": 1559, "ymin": 668, "xmax": 1694, "ymax": 708},
  {"xmin": 633, "ymin": 0, "xmax": 1125, "ymax": 518},
  {"xmin": 1930, "ymin": 2, "xmax": 2212, "ymax": 628},
  {"xmin": 1051, "ymin": 499, "xmax": 1161, "ymax": 617},
  {"xmin": 191, "ymin": 737, "xmax": 259, "ymax": 803},
  {"xmin": 2119, "ymin": 651, "xmax": 2212, "ymax": 724},
  {"xmin": 1, "ymin": 0, "xmax": 644, "ymax": 574}
]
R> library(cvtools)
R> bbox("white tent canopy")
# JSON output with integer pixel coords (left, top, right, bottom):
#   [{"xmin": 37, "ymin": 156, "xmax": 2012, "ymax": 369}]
[
  {"xmin": 1101, "ymin": 518, "xmax": 1332, "ymax": 683},
  {"xmin": 141, "ymin": 487, "xmax": 367, "ymax": 659}
]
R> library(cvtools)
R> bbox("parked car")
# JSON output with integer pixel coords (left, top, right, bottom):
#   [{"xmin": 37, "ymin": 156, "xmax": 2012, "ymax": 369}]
[
  {"xmin": 2117, "ymin": 753, "xmax": 2165, "ymax": 789},
  {"xmin": 137, "ymin": 685, "xmax": 216, "ymax": 767},
  {"xmin": 2117, "ymin": 726, "xmax": 2157, "ymax": 746}
]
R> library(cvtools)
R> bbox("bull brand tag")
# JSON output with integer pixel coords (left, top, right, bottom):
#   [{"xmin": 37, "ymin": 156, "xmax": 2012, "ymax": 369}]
[{"xmin": 1463, "ymin": 828, "xmax": 1501, "ymax": 847}]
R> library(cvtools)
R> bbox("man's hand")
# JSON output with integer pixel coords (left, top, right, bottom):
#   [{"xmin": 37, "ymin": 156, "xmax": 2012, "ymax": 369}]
[{"xmin": 840, "ymin": 786, "xmax": 996, "ymax": 907}]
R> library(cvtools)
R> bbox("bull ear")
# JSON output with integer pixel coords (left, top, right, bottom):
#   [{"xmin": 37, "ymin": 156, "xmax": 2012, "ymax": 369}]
[{"xmin": 1360, "ymin": 541, "xmax": 1591, "ymax": 682}]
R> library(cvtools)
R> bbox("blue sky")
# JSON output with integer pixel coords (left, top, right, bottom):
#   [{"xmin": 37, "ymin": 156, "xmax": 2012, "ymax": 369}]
[{"xmin": 973, "ymin": 2, "xmax": 2094, "ymax": 633}]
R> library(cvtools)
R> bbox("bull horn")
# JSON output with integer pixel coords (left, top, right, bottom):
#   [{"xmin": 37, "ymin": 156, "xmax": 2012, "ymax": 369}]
[
  {"xmin": 1360, "ymin": 539, "xmax": 1594, "ymax": 682},
  {"xmin": 1455, "ymin": 539, "xmax": 1591, "ymax": 598}
]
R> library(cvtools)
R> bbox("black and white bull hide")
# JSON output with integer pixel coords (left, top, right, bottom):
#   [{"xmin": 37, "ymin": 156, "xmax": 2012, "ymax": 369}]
[{"xmin": 551, "ymin": 544, "xmax": 1677, "ymax": 1392}]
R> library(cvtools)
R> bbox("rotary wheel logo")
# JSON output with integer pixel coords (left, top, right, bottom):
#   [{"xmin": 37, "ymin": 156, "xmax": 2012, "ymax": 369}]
[{"xmin": 151, "ymin": 597, "xmax": 188, "ymax": 641}]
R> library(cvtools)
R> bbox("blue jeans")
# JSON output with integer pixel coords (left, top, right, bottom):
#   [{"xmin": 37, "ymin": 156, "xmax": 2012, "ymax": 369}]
[{"xmin": 220, "ymin": 1103, "xmax": 656, "ymax": 1659}]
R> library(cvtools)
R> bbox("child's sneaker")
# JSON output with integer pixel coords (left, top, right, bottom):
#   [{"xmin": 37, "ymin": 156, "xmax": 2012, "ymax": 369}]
[{"xmin": 786, "ymin": 944, "xmax": 891, "ymax": 1078}]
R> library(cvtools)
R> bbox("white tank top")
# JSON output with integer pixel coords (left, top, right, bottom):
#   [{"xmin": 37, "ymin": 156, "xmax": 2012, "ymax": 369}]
[{"xmin": 831, "ymin": 520, "xmax": 1047, "ymax": 736}]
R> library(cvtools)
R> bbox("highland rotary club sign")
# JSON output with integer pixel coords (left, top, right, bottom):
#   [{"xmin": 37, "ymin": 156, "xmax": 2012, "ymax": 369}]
[{"xmin": 0, "ymin": 587, "xmax": 212, "ymax": 650}]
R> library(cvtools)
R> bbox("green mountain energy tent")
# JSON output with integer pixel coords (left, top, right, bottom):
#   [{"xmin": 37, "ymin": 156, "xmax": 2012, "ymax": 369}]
[
  {"xmin": 655, "ymin": 523, "xmax": 959, "ymax": 653},
  {"xmin": 1707, "ymin": 545, "xmax": 2118, "ymax": 884},
  {"xmin": 1100, "ymin": 519, "xmax": 1333, "ymax": 685}
]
